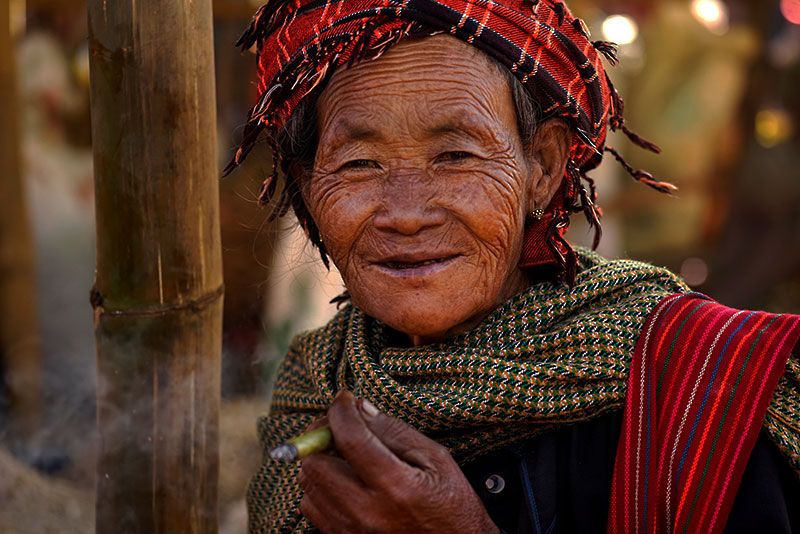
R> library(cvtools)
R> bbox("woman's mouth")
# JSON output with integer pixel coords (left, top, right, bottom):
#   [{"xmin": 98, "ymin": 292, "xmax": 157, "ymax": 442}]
[
  {"xmin": 373, "ymin": 255, "xmax": 462, "ymax": 277},
  {"xmin": 383, "ymin": 258, "xmax": 450, "ymax": 270}
]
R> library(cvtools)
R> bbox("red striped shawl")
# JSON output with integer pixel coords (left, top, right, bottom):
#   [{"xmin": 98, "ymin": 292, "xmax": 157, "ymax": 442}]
[{"xmin": 609, "ymin": 293, "xmax": 800, "ymax": 533}]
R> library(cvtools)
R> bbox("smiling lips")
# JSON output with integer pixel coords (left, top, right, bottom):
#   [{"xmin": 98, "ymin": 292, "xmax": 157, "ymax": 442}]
[{"xmin": 373, "ymin": 253, "xmax": 462, "ymax": 275}]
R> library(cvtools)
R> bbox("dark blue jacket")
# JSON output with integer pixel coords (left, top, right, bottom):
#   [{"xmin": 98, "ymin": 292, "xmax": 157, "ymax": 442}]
[{"xmin": 463, "ymin": 412, "xmax": 800, "ymax": 533}]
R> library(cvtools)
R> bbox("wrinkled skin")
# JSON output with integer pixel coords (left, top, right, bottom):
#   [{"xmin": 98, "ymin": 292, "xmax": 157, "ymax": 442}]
[
  {"xmin": 297, "ymin": 35, "xmax": 571, "ymax": 533},
  {"xmin": 304, "ymin": 34, "xmax": 570, "ymax": 347},
  {"xmin": 300, "ymin": 391, "xmax": 499, "ymax": 533}
]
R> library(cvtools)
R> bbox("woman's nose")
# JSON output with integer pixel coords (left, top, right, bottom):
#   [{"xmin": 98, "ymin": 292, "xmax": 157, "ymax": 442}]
[{"xmin": 373, "ymin": 177, "xmax": 447, "ymax": 236}]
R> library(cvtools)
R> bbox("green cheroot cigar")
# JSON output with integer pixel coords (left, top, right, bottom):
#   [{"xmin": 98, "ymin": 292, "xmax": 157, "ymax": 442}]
[{"xmin": 270, "ymin": 426, "xmax": 333, "ymax": 463}]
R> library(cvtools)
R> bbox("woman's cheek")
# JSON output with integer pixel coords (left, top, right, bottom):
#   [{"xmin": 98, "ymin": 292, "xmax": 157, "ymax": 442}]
[
  {"xmin": 466, "ymin": 189, "xmax": 525, "ymax": 262},
  {"xmin": 314, "ymin": 198, "xmax": 381, "ymax": 288},
  {"xmin": 309, "ymin": 178, "xmax": 370, "ymax": 238}
]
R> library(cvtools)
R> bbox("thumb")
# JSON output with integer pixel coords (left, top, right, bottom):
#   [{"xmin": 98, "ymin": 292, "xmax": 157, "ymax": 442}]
[
  {"xmin": 358, "ymin": 399, "xmax": 452, "ymax": 471},
  {"xmin": 305, "ymin": 416, "xmax": 329, "ymax": 432}
]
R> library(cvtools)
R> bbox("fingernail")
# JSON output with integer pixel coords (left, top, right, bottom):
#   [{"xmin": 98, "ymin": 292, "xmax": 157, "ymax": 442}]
[{"xmin": 359, "ymin": 399, "xmax": 380, "ymax": 417}]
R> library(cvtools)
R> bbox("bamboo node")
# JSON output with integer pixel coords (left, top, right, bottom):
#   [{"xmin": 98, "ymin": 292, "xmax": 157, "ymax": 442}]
[{"xmin": 93, "ymin": 285, "xmax": 224, "ymax": 318}]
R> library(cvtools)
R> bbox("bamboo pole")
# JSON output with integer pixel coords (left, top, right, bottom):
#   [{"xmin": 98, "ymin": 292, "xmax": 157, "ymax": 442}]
[
  {"xmin": 0, "ymin": 0, "xmax": 42, "ymax": 439},
  {"xmin": 87, "ymin": 1, "xmax": 223, "ymax": 532}
]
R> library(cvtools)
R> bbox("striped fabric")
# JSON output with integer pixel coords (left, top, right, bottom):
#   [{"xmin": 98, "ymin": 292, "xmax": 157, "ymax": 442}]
[
  {"xmin": 247, "ymin": 253, "xmax": 800, "ymax": 532},
  {"xmin": 229, "ymin": 0, "xmax": 618, "ymax": 174},
  {"xmin": 609, "ymin": 293, "xmax": 800, "ymax": 534}
]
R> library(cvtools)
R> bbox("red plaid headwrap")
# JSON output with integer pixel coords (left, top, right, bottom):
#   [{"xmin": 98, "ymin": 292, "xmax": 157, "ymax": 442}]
[{"xmin": 225, "ymin": 0, "xmax": 675, "ymax": 284}]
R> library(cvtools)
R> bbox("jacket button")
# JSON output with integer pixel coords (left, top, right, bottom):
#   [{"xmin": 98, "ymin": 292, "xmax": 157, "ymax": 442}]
[{"xmin": 484, "ymin": 474, "xmax": 506, "ymax": 494}]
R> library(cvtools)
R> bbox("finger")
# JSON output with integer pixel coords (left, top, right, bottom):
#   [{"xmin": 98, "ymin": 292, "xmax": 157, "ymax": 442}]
[
  {"xmin": 357, "ymin": 398, "xmax": 452, "ymax": 471},
  {"xmin": 300, "ymin": 453, "xmax": 364, "ymax": 507},
  {"xmin": 305, "ymin": 416, "xmax": 329, "ymax": 432},
  {"xmin": 327, "ymin": 390, "xmax": 412, "ymax": 488},
  {"xmin": 300, "ymin": 458, "xmax": 365, "ymax": 534},
  {"xmin": 300, "ymin": 494, "xmax": 339, "ymax": 534}
]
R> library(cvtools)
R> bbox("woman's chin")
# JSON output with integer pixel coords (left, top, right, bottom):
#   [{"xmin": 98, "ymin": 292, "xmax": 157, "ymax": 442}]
[
  {"xmin": 345, "ymin": 260, "xmax": 510, "ymax": 343},
  {"xmin": 353, "ymin": 289, "xmax": 485, "ymax": 345}
]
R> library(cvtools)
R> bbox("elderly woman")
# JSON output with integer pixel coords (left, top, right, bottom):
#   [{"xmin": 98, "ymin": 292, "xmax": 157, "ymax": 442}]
[{"xmin": 225, "ymin": 1, "xmax": 800, "ymax": 532}]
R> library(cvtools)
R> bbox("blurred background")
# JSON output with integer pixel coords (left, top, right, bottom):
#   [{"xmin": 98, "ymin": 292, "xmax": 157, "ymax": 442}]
[{"xmin": 1, "ymin": 0, "xmax": 799, "ymax": 532}]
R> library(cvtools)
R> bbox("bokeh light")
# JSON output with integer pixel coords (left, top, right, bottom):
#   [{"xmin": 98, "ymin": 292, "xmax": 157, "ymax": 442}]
[
  {"xmin": 602, "ymin": 14, "xmax": 639, "ymax": 45},
  {"xmin": 680, "ymin": 258, "xmax": 710, "ymax": 287},
  {"xmin": 691, "ymin": 0, "xmax": 730, "ymax": 35},
  {"xmin": 781, "ymin": 0, "xmax": 800, "ymax": 25},
  {"xmin": 755, "ymin": 108, "xmax": 795, "ymax": 148}
]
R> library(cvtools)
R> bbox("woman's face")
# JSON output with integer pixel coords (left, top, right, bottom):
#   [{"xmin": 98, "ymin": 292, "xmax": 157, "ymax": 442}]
[{"xmin": 304, "ymin": 35, "xmax": 567, "ymax": 345}]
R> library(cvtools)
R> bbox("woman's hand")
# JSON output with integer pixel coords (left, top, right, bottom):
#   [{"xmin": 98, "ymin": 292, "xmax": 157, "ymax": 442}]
[{"xmin": 299, "ymin": 390, "xmax": 499, "ymax": 534}]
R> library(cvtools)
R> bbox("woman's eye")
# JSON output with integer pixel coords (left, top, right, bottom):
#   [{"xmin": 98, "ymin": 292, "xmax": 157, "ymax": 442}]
[
  {"xmin": 436, "ymin": 151, "xmax": 474, "ymax": 163},
  {"xmin": 340, "ymin": 159, "xmax": 380, "ymax": 171}
]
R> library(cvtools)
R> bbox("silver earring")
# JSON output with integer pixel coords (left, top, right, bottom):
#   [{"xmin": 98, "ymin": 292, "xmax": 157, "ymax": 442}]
[{"xmin": 530, "ymin": 208, "xmax": 545, "ymax": 221}]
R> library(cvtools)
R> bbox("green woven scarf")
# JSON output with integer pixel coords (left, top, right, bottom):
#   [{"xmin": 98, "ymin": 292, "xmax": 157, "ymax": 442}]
[{"xmin": 247, "ymin": 250, "xmax": 694, "ymax": 532}]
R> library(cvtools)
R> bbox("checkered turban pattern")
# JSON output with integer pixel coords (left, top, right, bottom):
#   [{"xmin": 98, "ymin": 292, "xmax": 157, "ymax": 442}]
[{"xmin": 225, "ymin": 0, "xmax": 675, "ymax": 283}]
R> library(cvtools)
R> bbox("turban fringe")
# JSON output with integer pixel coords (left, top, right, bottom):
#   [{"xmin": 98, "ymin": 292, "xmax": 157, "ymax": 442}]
[{"xmin": 225, "ymin": 0, "xmax": 676, "ymax": 284}]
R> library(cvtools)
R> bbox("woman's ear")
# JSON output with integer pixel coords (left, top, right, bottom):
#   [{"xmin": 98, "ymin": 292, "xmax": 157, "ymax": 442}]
[{"xmin": 526, "ymin": 119, "xmax": 571, "ymax": 210}]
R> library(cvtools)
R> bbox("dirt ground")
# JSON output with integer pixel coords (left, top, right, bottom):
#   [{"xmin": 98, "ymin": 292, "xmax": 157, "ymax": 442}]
[
  {"xmin": 0, "ymin": 398, "xmax": 267, "ymax": 534},
  {"xmin": 0, "ymin": 447, "xmax": 93, "ymax": 534}
]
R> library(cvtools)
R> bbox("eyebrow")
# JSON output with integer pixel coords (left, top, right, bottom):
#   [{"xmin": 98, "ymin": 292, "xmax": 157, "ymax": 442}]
[
  {"xmin": 428, "ymin": 122, "xmax": 479, "ymax": 138},
  {"xmin": 330, "ymin": 121, "xmax": 384, "ymax": 144},
  {"xmin": 324, "ymin": 115, "xmax": 492, "ymax": 154},
  {"xmin": 320, "ymin": 120, "xmax": 385, "ymax": 158}
]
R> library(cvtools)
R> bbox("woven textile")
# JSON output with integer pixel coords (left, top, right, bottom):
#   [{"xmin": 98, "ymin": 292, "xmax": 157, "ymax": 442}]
[
  {"xmin": 248, "ymin": 250, "xmax": 690, "ymax": 532},
  {"xmin": 229, "ymin": 0, "xmax": 675, "ymax": 194},
  {"xmin": 229, "ymin": 0, "xmax": 620, "ymax": 174},
  {"xmin": 609, "ymin": 294, "xmax": 800, "ymax": 534}
]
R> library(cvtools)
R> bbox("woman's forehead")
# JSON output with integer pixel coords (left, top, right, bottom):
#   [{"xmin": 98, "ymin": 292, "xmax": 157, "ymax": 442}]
[
  {"xmin": 319, "ymin": 34, "xmax": 504, "ymax": 104},
  {"xmin": 316, "ymin": 35, "xmax": 515, "ymax": 141}
]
